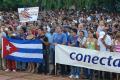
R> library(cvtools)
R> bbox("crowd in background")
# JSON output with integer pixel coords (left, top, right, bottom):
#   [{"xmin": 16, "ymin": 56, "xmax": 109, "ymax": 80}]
[{"xmin": 0, "ymin": 9, "xmax": 120, "ymax": 80}]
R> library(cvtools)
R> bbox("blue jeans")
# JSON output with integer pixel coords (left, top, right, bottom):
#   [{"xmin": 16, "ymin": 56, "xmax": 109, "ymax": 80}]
[
  {"xmin": 83, "ymin": 68, "xmax": 93, "ymax": 78},
  {"xmin": 17, "ymin": 62, "xmax": 26, "ymax": 70},
  {"xmin": 49, "ymin": 46, "xmax": 55, "ymax": 64},
  {"xmin": 38, "ymin": 49, "xmax": 49, "ymax": 74},
  {"xmin": 70, "ymin": 66, "xmax": 80, "ymax": 76}
]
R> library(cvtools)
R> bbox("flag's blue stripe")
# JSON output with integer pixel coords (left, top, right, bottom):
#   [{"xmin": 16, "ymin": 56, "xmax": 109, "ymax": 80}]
[
  {"xmin": 7, "ymin": 38, "xmax": 42, "ymax": 44},
  {"xmin": 17, "ymin": 48, "xmax": 43, "ymax": 53},
  {"xmin": 5, "ymin": 56, "xmax": 43, "ymax": 63}
]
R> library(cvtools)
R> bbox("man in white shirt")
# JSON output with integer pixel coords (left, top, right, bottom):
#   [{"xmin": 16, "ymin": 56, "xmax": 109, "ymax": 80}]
[
  {"xmin": 98, "ymin": 31, "xmax": 112, "ymax": 51},
  {"xmin": 97, "ymin": 27, "xmax": 112, "ymax": 80}
]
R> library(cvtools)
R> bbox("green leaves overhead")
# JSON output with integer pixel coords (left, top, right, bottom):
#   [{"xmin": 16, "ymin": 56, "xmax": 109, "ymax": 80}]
[{"xmin": 0, "ymin": 0, "xmax": 119, "ymax": 12}]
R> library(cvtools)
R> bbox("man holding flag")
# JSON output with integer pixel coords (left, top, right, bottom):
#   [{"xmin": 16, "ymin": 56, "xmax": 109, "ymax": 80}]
[{"xmin": 36, "ymin": 27, "xmax": 49, "ymax": 74}]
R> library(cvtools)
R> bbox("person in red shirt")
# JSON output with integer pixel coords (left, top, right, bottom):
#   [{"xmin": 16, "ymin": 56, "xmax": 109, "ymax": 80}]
[{"xmin": 5, "ymin": 27, "xmax": 16, "ymax": 72}]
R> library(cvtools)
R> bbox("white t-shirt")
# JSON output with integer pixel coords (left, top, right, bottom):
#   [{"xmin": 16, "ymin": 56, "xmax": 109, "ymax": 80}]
[
  {"xmin": 87, "ymin": 16, "xmax": 91, "ymax": 21},
  {"xmin": 98, "ymin": 34, "xmax": 112, "ymax": 51},
  {"xmin": 97, "ymin": 26, "xmax": 104, "ymax": 34},
  {"xmin": 0, "ymin": 16, "xmax": 2, "ymax": 20}
]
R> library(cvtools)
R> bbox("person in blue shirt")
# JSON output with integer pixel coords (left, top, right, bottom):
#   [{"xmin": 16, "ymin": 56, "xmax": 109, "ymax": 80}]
[
  {"xmin": 52, "ymin": 26, "xmax": 67, "ymax": 75},
  {"xmin": 63, "ymin": 27, "xmax": 70, "ymax": 45},
  {"xmin": 52, "ymin": 27, "xmax": 67, "ymax": 45},
  {"xmin": 68, "ymin": 28, "xmax": 80, "ymax": 79},
  {"xmin": 45, "ymin": 28, "xmax": 55, "ymax": 75}
]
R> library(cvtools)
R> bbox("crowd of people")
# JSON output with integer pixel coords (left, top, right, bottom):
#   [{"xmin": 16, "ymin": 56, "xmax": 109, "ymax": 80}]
[{"xmin": 0, "ymin": 9, "xmax": 120, "ymax": 80}]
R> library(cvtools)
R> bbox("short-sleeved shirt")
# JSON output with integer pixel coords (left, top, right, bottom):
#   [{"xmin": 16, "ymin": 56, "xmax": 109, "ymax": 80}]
[
  {"xmin": 68, "ymin": 35, "xmax": 79, "ymax": 47},
  {"xmin": 98, "ymin": 34, "xmax": 112, "ymax": 51},
  {"xmin": 45, "ymin": 32, "xmax": 53, "ymax": 43},
  {"xmin": 52, "ymin": 32, "xmax": 67, "ymax": 45}
]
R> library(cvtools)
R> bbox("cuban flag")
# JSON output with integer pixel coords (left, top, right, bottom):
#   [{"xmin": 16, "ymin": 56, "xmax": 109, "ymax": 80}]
[{"xmin": 2, "ymin": 37, "xmax": 43, "ymax": 63}]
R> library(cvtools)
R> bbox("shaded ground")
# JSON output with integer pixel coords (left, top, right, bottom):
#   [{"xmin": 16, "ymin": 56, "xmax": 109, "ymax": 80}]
[
  {"xmin": 0, "ymin": 70, "xmax": 113, "ymax": 80},
  {"xmin": 0, "ymin": 70, "xmax": 71, "ymax": 80}
]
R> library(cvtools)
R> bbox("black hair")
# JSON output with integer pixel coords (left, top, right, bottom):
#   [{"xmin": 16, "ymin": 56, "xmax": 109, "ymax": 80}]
[
  {"xmin": 8, "ymin": 27, "xmax": 13, "ymax": 31},
  {"xmin": 22, "ymin": 26, "xmax": 27, "ymax": 33},
  {"xmin": 71, "ymin": 28, "xmax": 77, "ymax": 34},
  {"xmin": 38, "ymin": 26, "xmax": 44, "ymax": 31},
  {"xmin": 80, "ymin": 31, "xmax": 85, "ymax": 36},
  {"xmin": 50, "ymin": 28, "xmax": 55, "ymax": 34}
]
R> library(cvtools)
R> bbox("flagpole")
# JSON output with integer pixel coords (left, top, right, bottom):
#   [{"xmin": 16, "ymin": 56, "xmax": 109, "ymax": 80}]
[
  {"xmin": 55, "ymin": 45, "xmax": 57, "ymax": 75},
  {"xmin": 1, "ymin": 37, "xmax": 3, "ymax": 70}
]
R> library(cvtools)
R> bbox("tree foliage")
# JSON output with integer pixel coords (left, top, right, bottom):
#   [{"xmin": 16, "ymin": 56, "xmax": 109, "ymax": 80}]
[{"xmin": 0, "ymin": 0, "xmax": 119, "ymax": 12}]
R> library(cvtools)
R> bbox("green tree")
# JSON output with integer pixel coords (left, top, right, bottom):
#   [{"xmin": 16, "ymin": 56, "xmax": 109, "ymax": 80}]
[{"xmin": 0, "ymin": 0, "xmax": 119, "ymax": 12}]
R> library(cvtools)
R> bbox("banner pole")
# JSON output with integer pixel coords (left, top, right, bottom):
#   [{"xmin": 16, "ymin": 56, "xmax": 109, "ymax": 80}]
[
  {"xmin": 55, "ymin": 63, "xmax": 57, "ymax": 75},
  {"xmin": 117, "ymin": 74, "xmax": 119, "ymax": 80},
  {"xmin": 55, "ymin": 45, "xmax": 57, "ymax": 76}
]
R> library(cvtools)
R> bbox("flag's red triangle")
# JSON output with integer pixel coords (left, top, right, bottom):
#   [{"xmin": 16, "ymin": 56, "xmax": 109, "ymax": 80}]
[{"xmin": 2, "ymin": 37, "xmax": 18, "ymax": 58}]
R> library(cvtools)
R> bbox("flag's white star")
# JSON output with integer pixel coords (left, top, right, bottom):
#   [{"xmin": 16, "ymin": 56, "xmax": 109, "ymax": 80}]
[{"xmin": 6, "ymin": 44, "xmax": 11, "ymax": 51}]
